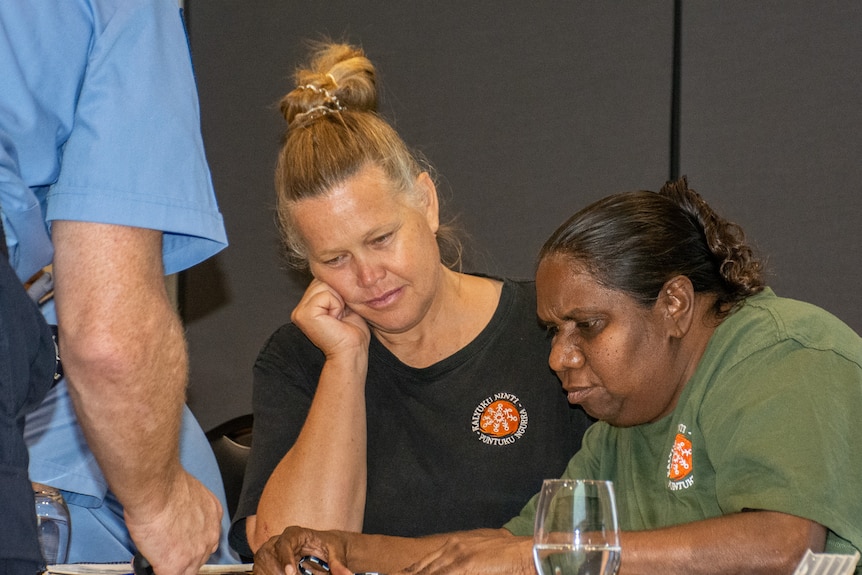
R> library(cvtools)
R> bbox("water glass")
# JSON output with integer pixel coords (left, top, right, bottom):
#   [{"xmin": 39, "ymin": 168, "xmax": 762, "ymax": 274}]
[
  {"xmin": 33, "ymin": 483, "xmax": 71, "ymax": 565},
  {"xmin": 532, "ymin": 479, "xmax": 621, "ymax": 575}
]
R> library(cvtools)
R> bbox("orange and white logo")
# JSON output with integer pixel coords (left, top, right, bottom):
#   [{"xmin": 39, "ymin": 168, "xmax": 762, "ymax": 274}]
[
  {"xmin": 666, "ymin": 423, "xmax": 694, "ymax": 491},
  {"xmin": 471, "ymin": 392, "xmax": 528, "ymax": 446}
]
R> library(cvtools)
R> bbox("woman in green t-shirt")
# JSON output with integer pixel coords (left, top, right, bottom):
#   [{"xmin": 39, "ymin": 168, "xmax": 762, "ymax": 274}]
[{"xmin": 254, "ymin": 177, "xmax": 862, "ymax": 575}]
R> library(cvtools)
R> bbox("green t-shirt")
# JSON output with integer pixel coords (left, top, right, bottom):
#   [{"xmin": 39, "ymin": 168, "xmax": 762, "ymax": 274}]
[{"xmin": 505, "ymin": 289, "xmax": 862, "ymax": 570}]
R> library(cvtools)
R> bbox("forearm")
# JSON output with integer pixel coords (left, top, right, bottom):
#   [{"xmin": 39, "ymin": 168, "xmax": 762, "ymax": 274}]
[
  {"xmin": 348, "ymin": 529, "xmax": 535, "ymax": 575},
  {"xmin": 252, "ymin": 354, "xmax": 369, "ymax": 549},
  {"xmin": 53, "ymin": 221, "xmax": 188, "ymax": 514},
  {"xmin": 619, "ymin": 511, "xmax": 826, "ymax": 575},
  {"xmin": 258, "ymin": 527, "xmax": 528, "ymax": 575},
  {"xmin": 344, "ymin": 531, "xmax": 456, "ymax": 574}
]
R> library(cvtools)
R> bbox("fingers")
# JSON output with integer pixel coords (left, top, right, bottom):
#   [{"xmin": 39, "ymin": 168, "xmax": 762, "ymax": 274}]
[
  {"xmin": 126, "ymin": 473, "xmax": 223, "ymax": 575},
  {"xmin": 291, "ymin": 280, "xmax": 370, "ymax": 355},
  {"xmin": 328, "ymin": 560, "xmax": 355, "ymax": 575},
  {"xmin": 294, "ymin": 279, "xmax": 347, "ymax": 320},
  {"xmin": 254, "ymin": 536, "xmax": 296, "ymax": 575},
  {"xmin": 255, "ymin": 527, "xmax": 344, "ymax": 575}
]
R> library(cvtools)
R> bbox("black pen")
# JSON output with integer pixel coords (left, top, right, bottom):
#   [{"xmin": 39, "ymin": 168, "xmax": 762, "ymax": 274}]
[
  {"xmin": 299, "ymin": 555, "xmax": 384, "ymax": 575},
  {"xmin": 132, "ymin": 553, "xmax": 154, "ymax": 575}
]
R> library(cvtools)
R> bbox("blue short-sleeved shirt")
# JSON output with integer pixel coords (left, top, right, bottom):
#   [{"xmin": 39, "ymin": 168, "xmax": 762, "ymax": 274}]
[
  {"xmin": 1, "ymin": 0, "xmax": 233, "ymax": 563},
  {"xmin": 0, "ymin": 0, "xmax": 227, "ymax": 278}
]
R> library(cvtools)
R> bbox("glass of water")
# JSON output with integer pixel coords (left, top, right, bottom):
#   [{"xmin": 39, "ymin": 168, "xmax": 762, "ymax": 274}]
[
  {"xmin": 532, "ymin": 479, "xmax": 620, "ymax": 575},
  {"xmin": 33, "ymin": 483, "xmax": 71, "ymax": 565}
]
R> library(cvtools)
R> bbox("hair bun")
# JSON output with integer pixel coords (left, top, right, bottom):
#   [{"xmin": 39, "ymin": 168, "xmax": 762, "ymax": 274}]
[{"xmin": 281, "ymin": 43, "xmax": 378, "ymax": 127}]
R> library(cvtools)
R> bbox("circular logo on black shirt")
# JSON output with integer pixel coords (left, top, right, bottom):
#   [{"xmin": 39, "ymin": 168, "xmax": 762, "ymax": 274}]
[{"xmin": 471, "ymin": 392, "xmax": 528, "ymax": 445}]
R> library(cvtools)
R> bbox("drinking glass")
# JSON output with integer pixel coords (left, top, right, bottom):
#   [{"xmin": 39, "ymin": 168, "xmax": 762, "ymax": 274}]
[
  {"xmin": 33, "ymin": 483, "xmax": 71, "ymax": 565},
  {"xmin": 532, "ymin": 479, "xmax": 621, "ymax": 575}
]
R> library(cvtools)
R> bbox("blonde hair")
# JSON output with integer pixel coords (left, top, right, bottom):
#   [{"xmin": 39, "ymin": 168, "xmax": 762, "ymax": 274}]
[{"xmin": 275, "ymin": 42, "xmax": 461, "ymax": 270}]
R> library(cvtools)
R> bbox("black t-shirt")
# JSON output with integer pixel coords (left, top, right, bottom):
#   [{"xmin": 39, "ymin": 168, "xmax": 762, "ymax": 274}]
[{"xmin": 229, "ymin": 278, "xmax": 591, "ymax": 556}]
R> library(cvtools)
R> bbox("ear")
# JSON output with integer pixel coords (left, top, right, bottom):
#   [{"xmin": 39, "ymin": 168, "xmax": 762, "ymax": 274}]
[
  {"xmin": 657, "ymin": 275, "xmax": 696, "ymax": 338},
  {"xmin": 415, "ymin": 172, "xmax": 440, "ymax": 234}
]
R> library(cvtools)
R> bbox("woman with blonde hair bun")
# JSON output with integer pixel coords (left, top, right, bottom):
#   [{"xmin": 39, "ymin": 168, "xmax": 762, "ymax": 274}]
[
  {"xmin": 228, "ymin": 42, "xmax": 591, "ymax": 557},
  {"xmin": 254, "ymin": 178, "xmax": 862, "ymax": 575}
]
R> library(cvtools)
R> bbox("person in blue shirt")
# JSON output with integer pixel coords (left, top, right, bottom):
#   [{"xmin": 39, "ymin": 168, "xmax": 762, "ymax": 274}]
[{"xmin": 0, "ymin": 1, "xmax": 236, "ymax": 572}]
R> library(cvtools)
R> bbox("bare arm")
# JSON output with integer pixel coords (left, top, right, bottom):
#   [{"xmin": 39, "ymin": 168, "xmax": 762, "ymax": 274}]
[
  {"xmin": 254, "ymin": 527, "xmax": 530, "ymax": 575},
  {"xmin": 249, "ymin": 279, "xmax": 371, "ymax": 550},
  {"xmin": 255, "ymin": 511, "xmax": 825, "ymax": 575},
  {"xmin": 52, "ymin": 221, "xmax": 222, "ymax": 575},
  {"xmin": 393, "ymin": 512, "xmax": 824, "ymax": 575},
  {"xmin": 618, "ymin": 510, "xmax": 826, "ymax": 575}
]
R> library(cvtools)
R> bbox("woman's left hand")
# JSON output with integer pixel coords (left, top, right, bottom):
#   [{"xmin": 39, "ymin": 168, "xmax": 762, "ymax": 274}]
[
  {"xmin": 254, "ymin": 526, "xmax": 348, "ymax": 575},
  {"xmin": 393, "ymin": 531, "xmax": 534, "ymax": 575}
]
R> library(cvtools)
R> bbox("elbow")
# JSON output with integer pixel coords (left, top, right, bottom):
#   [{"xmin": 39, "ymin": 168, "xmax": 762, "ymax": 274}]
[
  {"xmin": 761, "ymin": 518, "xmax": 827, "ymax": 574},
  {"xmin": 60, "ymin": 324, "xmax": 128, "ymax": 383},
  {"xmin": 60, "ymin": 313, "xmax": 184, "ymax": 394},
  {"xmin": 246, "ymin": 515, "xmax": 269, "ymax": 554},
  {"xmin": 761, "ymin": 547, "xmax": 810, "ymax": 575}
]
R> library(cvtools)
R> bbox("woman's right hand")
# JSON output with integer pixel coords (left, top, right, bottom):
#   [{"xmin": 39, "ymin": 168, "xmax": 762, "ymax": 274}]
[
  {"xmin": 291, "ymin": 278, "xmax": 371, "ymax": 358},
  {"xmin": 250, "ymin": 279, "xmax": 372, "ymax": 548}
]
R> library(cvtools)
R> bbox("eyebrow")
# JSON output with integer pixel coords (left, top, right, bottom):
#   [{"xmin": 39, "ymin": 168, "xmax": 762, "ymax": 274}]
[
  {"xmin": 542, "ymin": 305, "xmax": 606, "ymax": 324},
  {"xmin": 310, "ymin": 221, "xmax": 401, "ymax": 257}
]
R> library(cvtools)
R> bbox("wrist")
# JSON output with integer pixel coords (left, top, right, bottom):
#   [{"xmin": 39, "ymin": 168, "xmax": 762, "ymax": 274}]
[
  {"xmin": 123, "ymin": 464, "xmax": 189, "ymax": 521},
  {"xmin": 322, "ymin": 351, "xmax": 369, "ymax": 381}
]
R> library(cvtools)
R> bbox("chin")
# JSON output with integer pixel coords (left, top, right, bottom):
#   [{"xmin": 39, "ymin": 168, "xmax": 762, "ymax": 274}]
[
  {"xmin": 583, "ymin": 404, "xmax": 628, "ymax": 427},
  {"xmin": 367, "ymin": 315, "xmax": 420, "ymax": 335}
]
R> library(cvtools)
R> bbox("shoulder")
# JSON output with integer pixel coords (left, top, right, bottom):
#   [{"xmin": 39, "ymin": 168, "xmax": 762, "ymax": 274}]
[
  {"xmin": 714, "ymin": 288, "xmax": 862, "ymax": 366},
  {"xmin": 693, "ymin": 289, "xmax": 862, "ymax": 418},
  {"xmin": 502, "ymin": 276, "xmax": 537, "ymax": 296},
  {"xmin": 255, "ymin": 322, "xmax": 324, "ymax": 370},
  {"xmin": 485, "ymin": 278, "xmax": 545, "ymax": 341},
  {"xmin": 259, "ymin": 321, "xmax": 319, "ymax": 353},
  {"xmin": 498, "ymin": 277, "xmax": 538, "ymax": 312}
]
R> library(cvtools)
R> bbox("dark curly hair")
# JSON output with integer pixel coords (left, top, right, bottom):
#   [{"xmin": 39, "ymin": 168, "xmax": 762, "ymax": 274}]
[{"xmin": 538, "ymin": 177, "xmax": 765, "ymax": 318}]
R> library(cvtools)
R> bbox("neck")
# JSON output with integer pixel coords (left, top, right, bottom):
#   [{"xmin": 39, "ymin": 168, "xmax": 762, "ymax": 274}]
[
  {"xmin": 675, "ymin": 296, "xmax": 722, "ymax": 393},
  {"xmin": 374, "ymin": 269, "xmax": 502, "ymax": 368}
]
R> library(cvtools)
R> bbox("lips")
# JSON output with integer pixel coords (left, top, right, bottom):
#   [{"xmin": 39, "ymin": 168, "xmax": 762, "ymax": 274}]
[
  {"xmin": 564, "ymin": 386, "xmax": 595, "ymax": 405},
  {"xmin": 364, "ymin": 287, "xmax": 402, "ymax": 309}
]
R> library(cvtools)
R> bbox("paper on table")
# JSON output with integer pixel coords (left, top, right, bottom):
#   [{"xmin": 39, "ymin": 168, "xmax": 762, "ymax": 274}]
[
  {"xmin": 46, "ymin": 563, "xmax": 254, "ymax": 575},
  {"xmin": 791, "ymin": 550, "xmax": 861, "ymax": 575}
]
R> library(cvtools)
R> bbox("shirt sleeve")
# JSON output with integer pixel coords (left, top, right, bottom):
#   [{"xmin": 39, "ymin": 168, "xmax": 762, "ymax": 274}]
[
  {"xmin": 702, "ymin": 341, "xmax": 862, "ymax": 553},
  {"xmin": 228, "ymin": 324, "xmax": 323, "ymax": 554},
  {"xmin": 45, "ymin": 0, "xmax": 227, "ymax": 274},
  {"xmin": 502, "ymin": 422, "xmax": 603, "ymax": 536}
]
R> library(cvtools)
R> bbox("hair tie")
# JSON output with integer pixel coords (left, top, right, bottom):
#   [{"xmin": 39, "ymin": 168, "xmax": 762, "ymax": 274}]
[
  {"xmin": 299, "ymin": 84, "xmax": 343, "ymax": 111},
  {"xmin": 290, "ymin": 103, "xmax": 344, "ymax": 128}
]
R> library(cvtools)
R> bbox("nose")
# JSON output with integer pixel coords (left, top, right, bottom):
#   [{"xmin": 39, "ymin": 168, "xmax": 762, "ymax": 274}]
[
  {"xmin": 548, "ymin": 338, "xmax": 585, "ymax": 373},
  {"xmin": 353, "ymin": 255, "xmax": 385, "ymax": 287}
]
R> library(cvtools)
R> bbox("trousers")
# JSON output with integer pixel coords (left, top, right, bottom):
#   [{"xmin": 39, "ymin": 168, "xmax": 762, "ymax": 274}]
[{"xmin": 0, "ymin": 242, "xmax": 57, "ymax": 570}]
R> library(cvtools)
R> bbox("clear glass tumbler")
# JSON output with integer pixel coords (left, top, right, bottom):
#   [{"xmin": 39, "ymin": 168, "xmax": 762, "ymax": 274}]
[{"xmin": 33, "ymin": 483, "xmax": 71, "ymax": 565}]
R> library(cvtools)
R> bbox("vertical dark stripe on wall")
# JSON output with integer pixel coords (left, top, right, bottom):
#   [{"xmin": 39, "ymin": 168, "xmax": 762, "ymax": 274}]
[{"xmin": 669, "ymin": 0, "xmax": 682, "ymax": 180}]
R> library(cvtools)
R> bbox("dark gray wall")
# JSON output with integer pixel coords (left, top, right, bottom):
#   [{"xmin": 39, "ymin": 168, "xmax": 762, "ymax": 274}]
[
  {"xmin": 678, "ymin": 1, "xmax": 862, "ymax": 333},
  {"xmin": 182, "ymin": 2, "xmax": 860, "ymax": 431}
]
